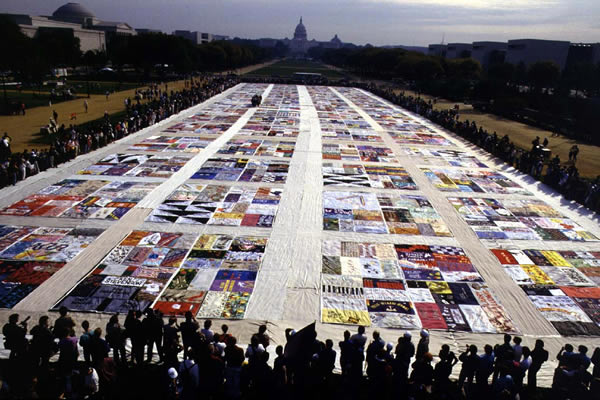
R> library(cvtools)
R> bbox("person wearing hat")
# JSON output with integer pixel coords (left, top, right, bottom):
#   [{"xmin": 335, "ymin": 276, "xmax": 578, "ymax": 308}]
[
  {"xmin": 416, "ymin": 329, "xmax": 430, "ymax": 362},
  {"xmin": 165, "ymin": 367, "xmax": 179, "ymax": 399}
]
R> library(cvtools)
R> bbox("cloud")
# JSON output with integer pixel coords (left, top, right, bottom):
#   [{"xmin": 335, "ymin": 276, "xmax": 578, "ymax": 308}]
[{"xmin": 366, "ymin": 0, "xmax": 559, "ymax": 9}]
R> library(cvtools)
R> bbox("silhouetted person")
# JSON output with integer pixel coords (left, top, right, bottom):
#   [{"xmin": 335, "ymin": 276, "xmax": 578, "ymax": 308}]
[
  {"xmin": 53, "ymin": 306, "xmax": 75, "ymax": 339},
  {"xmin": 89, "ymin": 327, "xmax": 110, "ymax": 367},
  {"xmin": 129, "ymin": 310, "xmax": 144, "ymax": 365},
  {"xmin": 434, "ymin": 344, "xmax": 458, "ymax": 393},
  {"xmin": 416, "ymin": 329, "xmax": 430, "ymax": 361},
  {"xmin": 458, "ymin": 344, "xmax": 478, "ymax": 393},
  {"xmin": 179, "ymin": 311, "xmax": 199, "ymax": 360},
  {"xmin": 30, "ymin": 316, "xmax": 55, "ymax": 368},
  {"xmin": 394, "ymin": 331, "xmax": 415, "ymax": 388},
  {"xmin": 493, "ymin": 334, "xmax": 514, "ymax": 383},
  {"xmin": 80, "ymin": 320, "xmax": 93, "ymax": 363},
  {"xmin": 106, "ymin": 314, "xmax": 126, "ymax": 365},
  {"xmin": 2, "ymin": 313, "xmax": 28, "ymax": 361},
  {"xmin": 339, "ymin": 330, "xmax": 353, "ymax": 376},
  {"xmin": 477, "ymin": 344, "xmax": 496, "ymax": 391},
  {"xmin": 528, "ymin": 339, "xmax": 548, "ymax": 392},
  {"xmin": 253, "ymin": 324, "xmax": 270, "ymax": 349}
]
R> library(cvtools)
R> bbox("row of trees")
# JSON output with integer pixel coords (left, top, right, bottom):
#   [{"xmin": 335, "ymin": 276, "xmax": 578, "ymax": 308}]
[
  {"xmin": 0, "ymin": 15, "xmax": 275, "ymax": 82},
  {"xmin": 310, "ymin": 46, "xmax": 600, "ymax": 98},
  {"xmin": 309, "ymin": 46, "xmax": 600, "ymax": 140}
]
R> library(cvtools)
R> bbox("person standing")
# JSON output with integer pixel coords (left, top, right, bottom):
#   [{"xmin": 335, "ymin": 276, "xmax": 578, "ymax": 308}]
[
  {"xmin": 200, "ymin": 319, "xmax": 214, "ymax": 342},
  {"xmin": 53, "ymin": 306, "xmax": 75, "ymax": 339},
  {"xmin": 416, "ymin": 329, "xmax": 430, "ymax": 361},
  {"xmin": 30, "ymin": 316, "xmax": 56, "ymax": 368},
  {"xmin": 477, "ymin": 344, "xmax": 496, "ymax": 391},
  {"xmin": 84, "ymin": 99, "xmax": 88, "ymax": 113},
  {"xmin": 106, "ymin": 314, "xmax": 126, "ymax": 365},
  {"xmin": 528, "ymin": 339, "xmax": 548, "ymax": 392},
  {"xmin": 2, "ymin": 313, "xmax": 29, "ymax": 361},
  {"xmin": 458, "ymin": 345, "xmax": 478, "ymax": 393},
  {"xmin": 394, "ymin": 332, "xmax": 415, "ymax": 389},
  {"xmin": 129, "ymin": 310, "xmax": 145, "ymax": 365},
  {"xmin": 179, "ymin": 311, "xmax": 199, "ymax": 360}
]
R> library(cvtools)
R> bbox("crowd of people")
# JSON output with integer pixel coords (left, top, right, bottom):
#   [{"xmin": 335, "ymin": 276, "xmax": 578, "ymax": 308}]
[
  {"xmin": 0, "ymin": 75, "xmax": 239, "ymax": 189},
  {"xmin": 355, "ymin": 83, "xmax": 600, "ymax": 213},
  {"xmin": 2, "ymin": 310, "xmax": 599, "ymax": 399}
]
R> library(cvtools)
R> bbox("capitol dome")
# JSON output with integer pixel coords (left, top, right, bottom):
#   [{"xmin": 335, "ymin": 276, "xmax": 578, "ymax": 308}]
[
  {"xmin": 52, "ymin": 3, "xmax": 96, "ymax": 24},
  {"xmin": 293, "ymin": 17, "xmax": 307, "ymax": 41}
]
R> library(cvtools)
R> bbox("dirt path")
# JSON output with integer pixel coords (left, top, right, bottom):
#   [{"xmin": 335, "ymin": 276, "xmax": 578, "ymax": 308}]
[
  {"xmin": 0, "ymin": 61, "xmax": 278, "ymax": 153},
  {"xmin": 0, "ymin": 79, "xmax": 189, "ymax": 153},
  {"xmin": 220, "ymin": 59, "xmax": 279, "ymax": 76}
]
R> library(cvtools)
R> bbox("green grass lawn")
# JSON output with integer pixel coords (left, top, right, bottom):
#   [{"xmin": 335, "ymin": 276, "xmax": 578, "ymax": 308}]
[
  {"xmin": 245, "ymin": 59, "xmax": 347, "ymax": 79},
  {"xmin": 1, "ymin": 90, "xmax": 84, "ymax": 111},
  {"xmin": 11, "ymin": 80, "xmax": 143, "ymax": 95}
]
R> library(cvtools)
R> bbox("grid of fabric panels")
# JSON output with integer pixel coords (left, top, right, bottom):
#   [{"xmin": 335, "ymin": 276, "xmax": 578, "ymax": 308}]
[
  {"xmin": 217, "ymin": 138, "xmax": 295, "ymax": 158},
  {"xmin": 323, "ymin": 163, "xmax": 417, "ymax": 190},
  {"xmin": 147, "ymin": 184, "xmax": 282, "ymax": 227},
  {"xmin": 0, "ymin": 179, "xmax": 159, "ymax": 220},
  {"xmin": 321, "ymin": 240, "xmax": 516, "ymax": 332},
  {"xmin": 449, "ymin": 197, "xmax": 598, "ymax": 241},
  {"xmin": 422, "ymin": 168, "xmax": 531, "ymax": 195},
  {"xmin": 323, "ymin": 191, "xmax": 451, "ymax": 236},
  {"xmin": 191, "ymin": 158, "xmax": 290, "ymax": 183},
  {"xmin": 0, "ymin": 225, "xmax": 102, "ymax": 308},
  {"xmin": 77, "ymin": 154, "xmax": 190, "ymax": 178},
  {"xmin": 490, "ymin": 248, "xmax": 600, "ymax": 335}
]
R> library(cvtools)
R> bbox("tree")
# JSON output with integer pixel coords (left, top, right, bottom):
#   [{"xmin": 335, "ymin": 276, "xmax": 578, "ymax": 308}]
[
  {"xmin": 36, "ymin": 28, "xmax": 82, "ymax": 67},
  {"xmin": 488, "ymin": 63, "xmax": 515, "ymax": 84},
  {"xmin": 528, "ymin": 61, "xmax": 560, "ymax": 93}
]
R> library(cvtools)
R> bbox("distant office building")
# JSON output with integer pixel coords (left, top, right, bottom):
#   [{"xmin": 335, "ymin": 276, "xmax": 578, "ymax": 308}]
[
  {"xmin": 472, "ymin": 41, "xmax": 507, "ymax": 68},
  {"xmin": 505, "ymin": 39, "xmax": 570, "ymax": 70},
  {"xmin": 212, "ymin": 35, "xmax": 230, "ymax": 41},
  {"xmin": 565, "ymin": 42, "xmax": 600, "ymax": 70},
  {"xmin": 173, "ymin": 30, "xmax": 228, "ymax": 44},
  {"xmin": 428, "ymin": 44, "xmax": 446, "ymax": 57},
  {"xmin": 446, "ymin": 43, "xmax": 472, "ymax": 59}
]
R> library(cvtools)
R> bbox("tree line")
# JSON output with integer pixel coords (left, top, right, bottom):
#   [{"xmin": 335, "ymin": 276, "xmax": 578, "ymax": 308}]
[
  {"xmin": 0, "ymin": 15, "xmax": 276, "ymax": 82},
  {"xmin": 309, "ymin": 46, "xmax": 600, "ymax": 140}
]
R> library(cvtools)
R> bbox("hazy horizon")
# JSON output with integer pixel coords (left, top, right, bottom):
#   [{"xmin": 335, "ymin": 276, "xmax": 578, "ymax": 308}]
[{"xmin": 1, "ymin": 0, "xmax": 599, "ymax": 46}]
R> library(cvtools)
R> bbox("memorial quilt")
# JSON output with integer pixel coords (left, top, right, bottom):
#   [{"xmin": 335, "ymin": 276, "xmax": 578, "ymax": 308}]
[
  {"xmin": 323, "ymin": 163, "xmax": 417, "ymax": 190},
  {"xmin": 491, "ymin": 248, "xmax": 600, "ymax": 335},
  {"xmin": 449, "ymin": 197, "xmax": 597, "ymax": 241},
  {"xmin": 323, "ymin": 191, "xmax": 451, "ymax": 236},
  {"xmin": 147, "ymin": 184, "xmax": 282, "ymax": 227},
  {"xmin": 321, "ymin": 240, "xmax": 516, "ymax": 332}
]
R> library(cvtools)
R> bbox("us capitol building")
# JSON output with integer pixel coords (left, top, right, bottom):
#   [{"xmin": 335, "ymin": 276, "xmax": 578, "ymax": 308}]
[{"xmin": 258, "ymin": 17, "xmax": 355, "ymax": 55}]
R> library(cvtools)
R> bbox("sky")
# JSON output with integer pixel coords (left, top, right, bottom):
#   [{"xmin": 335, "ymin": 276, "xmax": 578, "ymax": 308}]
[{"xmin": 2, "ymin": 0, "xmax": 599, "ymax": 46}]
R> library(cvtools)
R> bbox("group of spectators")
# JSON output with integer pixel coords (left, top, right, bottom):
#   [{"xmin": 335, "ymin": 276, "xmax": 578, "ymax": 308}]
[
  {"xmin": 0, "ymin": 74, "xmax": 239, "ymax": 189},
  {"xmin": 2, "ymin": 310, "xmax": 599, "ymax": 399},
  {"xmin": 356, "ymin": 83, "xmax": 600, "ymax": 213}
]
